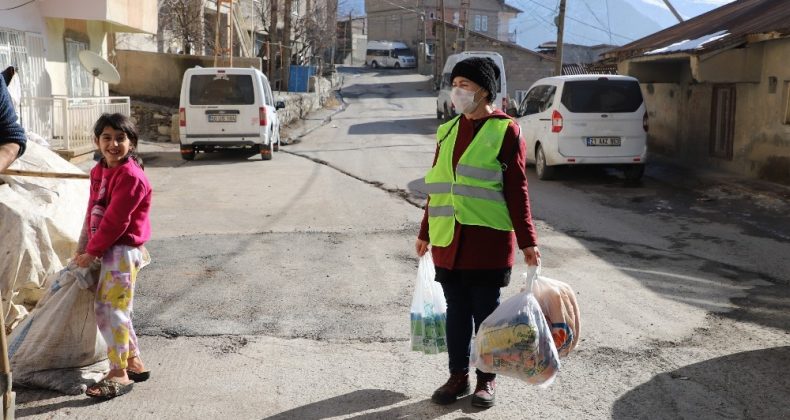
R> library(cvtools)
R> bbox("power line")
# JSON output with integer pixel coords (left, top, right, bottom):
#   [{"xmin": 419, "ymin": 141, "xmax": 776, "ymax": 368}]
[
  {"xmin": 0, "ymin": 0, "xmax": 35, "ymax": 11},
  {"xmin": 513, "ymin": 0, "xmax": 634, "ymax": 41},
  {"xmin": 516, "ymin": 1, "xmax": 623, "ymax": 46}
]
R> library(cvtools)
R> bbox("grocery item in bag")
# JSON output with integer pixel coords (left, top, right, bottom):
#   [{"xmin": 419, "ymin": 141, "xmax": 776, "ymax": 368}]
[
  {"xmin": 526, "ymin": 265, "xmax": 580, "ymax": 358},
  {"xmin": 472, "ymin": 274, "xmax": 560, "ymax": 386},
  {"xmin": 410, "ymin": 252, "xmax": 448, "ymax": 354}
]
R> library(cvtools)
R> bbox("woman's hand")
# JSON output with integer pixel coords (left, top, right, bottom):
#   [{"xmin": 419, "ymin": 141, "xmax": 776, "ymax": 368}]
[
  {"xmin": 75, "ymin": 253, "xmax": 99, "ymax": 268},
  {"xmin": 522, "ymin": 246, "xmax": 540, "ymax": 266},
  {"xmin": 415, "ymin": 239, "xmax": 429, "ymax": 257}
]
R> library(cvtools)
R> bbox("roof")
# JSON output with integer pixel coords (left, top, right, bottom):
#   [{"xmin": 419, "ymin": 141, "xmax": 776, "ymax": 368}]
[
  {"xmin": 433, "ymin": 20, "xmax": 555, "ymax": 61},
  {"xmin": 562, "ymin": 63, "xmax": 618, "ymax": 76},
  {"xmin": 607, "ymin": 0, "xmax": 790, "ymax": 59}
]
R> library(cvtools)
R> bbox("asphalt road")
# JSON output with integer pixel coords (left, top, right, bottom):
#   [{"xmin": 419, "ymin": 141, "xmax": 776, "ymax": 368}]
[{"xmin": 15, "ymin": 67, "xmax": 790, "ymax": 419}]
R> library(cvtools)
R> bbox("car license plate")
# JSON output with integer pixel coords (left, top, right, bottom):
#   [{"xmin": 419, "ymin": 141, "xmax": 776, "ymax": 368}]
[
  {"xmin": 586, "ymin": 136, "xmax": 621, "ymax": 146},
  {"xmin": 208, "ymin": 114, "xmax": 237, "ymax": 123}
]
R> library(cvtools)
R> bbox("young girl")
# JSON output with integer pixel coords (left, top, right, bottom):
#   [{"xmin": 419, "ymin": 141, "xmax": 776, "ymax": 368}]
[{"xmin": 75, "ymin": 113, "xmax": 152, "ymax": 399}]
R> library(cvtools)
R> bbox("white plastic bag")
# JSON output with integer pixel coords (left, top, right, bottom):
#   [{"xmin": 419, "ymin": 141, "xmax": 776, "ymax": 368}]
[
  {"xmin": 472, "ymin": 270, "xmax": 560, "ymax": 386},
  {"xmin": 525, "ymin": 265, "xmax": 581, "ymax": 358},
  {"xmin": 8, "ymin": 262, "xmax": 108, "ymax": 394},
  {"xmin": 410, "ymin": 252, "xmax": 448, "ymax": 354}
]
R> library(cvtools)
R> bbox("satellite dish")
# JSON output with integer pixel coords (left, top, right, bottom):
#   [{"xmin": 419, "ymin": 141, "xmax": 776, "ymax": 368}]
[{"xmin": 78, "ymin": 50, "xmax": 121, "ymax": 84}]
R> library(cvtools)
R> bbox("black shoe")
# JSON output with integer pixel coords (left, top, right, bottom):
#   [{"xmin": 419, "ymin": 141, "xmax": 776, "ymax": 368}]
[{"xmin": 431, "ymin": 372, "xmax": 470, "ymax": 405}]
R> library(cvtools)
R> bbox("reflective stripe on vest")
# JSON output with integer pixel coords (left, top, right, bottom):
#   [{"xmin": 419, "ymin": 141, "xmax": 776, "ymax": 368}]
[{"xmin": 423, "ymin": 116, "xmax": 514, "ymax": 247}]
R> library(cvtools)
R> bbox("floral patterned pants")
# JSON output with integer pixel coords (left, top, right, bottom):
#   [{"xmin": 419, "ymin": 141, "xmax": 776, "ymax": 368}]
[{"xmin": 95, "ymin": 245, "xmax": 150, "ymax": 370}]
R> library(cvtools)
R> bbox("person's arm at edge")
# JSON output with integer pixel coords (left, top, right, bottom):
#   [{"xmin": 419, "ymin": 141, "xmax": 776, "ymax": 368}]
[{"xmin": 501, "ymin": 121, "xmax": 540, "ymax": 265}]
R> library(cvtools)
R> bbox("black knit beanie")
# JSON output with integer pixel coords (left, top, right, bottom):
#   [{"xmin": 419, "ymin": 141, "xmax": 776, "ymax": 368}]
[{"xmin": 450, "ymin": 57, "xmax": 499, "ymax": 102}]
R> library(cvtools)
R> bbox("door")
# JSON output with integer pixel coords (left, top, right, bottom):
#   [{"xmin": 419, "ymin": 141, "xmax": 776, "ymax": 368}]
[
  {"xmin": 186, "ymin": 72, "xmax": 260, "ymax": 139},
  {"xmin": 710, "ymin": 84, "xmax": 735, "ymax": 160},
  {"xmin": 517, "ymin": 84, "xmax": 556, "ymax": 163}
]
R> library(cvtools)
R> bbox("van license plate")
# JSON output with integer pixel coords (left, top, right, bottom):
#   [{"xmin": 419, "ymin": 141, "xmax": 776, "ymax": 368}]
[
  {"xmin": 586, "ymin": 137, "xmax": 621, "ymax": 146},
  {"xmin": 208, "ymin": 114, "xmax": 237, "ymax": 123}
]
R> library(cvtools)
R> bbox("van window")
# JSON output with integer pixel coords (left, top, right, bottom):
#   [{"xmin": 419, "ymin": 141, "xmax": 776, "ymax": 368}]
[
  {"xmin": 393, "ymin": 48, "xmax": 410, "ymax": 58},
  {"xmin": 190, "ymin": 75, "xmax": 255, "ymax": 105},
  {"xmin": 519, "ymin": 85, "xmax": 556, "ymax": 116},
  {"xmin": 560, "ymin": 80, "xmax": 643, "ymax": 113}
]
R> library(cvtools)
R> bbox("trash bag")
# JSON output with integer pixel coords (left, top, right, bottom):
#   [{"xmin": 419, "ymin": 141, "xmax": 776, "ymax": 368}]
[
  {"xmin": 8, "ymin": 262, "xmax": 109, "ymax": 395},
  {"xmin": 526, "ymin": 265, "xmax": 581, "ymax": 358},
  {"xmin": 472, "ymin": 270, "xmax": 560, "ymax": 386},
  {"xmin": 410, "ymin": 252, "xmax": 448, "ymax": 354}
]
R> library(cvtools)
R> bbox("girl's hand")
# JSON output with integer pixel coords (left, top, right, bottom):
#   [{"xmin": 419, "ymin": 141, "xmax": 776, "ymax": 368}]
[
  {"xmin": 75, "ymin": 253, "xmax": 99, "ymax": 268},
  {"xmin": 415, "ymin": 239, "xmax": 429, "ymax": 257},
  {"xmin": 522, "ymin": 246, "xmax": 540, "ymax": 266}
]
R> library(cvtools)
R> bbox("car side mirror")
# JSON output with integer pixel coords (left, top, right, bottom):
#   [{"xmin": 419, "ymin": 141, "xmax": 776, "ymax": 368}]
[{"xmin": 275, "ymin": 101, "xmax": 285, "ymax": 110}]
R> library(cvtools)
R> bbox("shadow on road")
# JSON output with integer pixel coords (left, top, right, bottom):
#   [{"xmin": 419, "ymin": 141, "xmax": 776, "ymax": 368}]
[
  {"xmin": 15, "ymin": 389, "xmax": 104, "ymax": 417},
  {"xmin": 139, "ymin": 149, "xmax": 276, "ymax": 168},
  {"xmin": 261, "ymin": 389, "xmax": 408, "ymax": 419},
  {"xmin": 612, "ymin": 346, "xmax": 790, "ymax": 419},
  {"xmin": 347, "ymin": 118, "xmax": 437, "ymax": 136}
]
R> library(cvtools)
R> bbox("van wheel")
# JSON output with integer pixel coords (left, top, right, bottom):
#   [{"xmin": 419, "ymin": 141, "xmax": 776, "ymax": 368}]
[
  {"xmin": 371, "ymin": 61, "xmax": 379, "ymax": 68},
  {"xmin": 180, "ymin": 145, "xmax": 195, "ymax": 161},
  {"xmin": 261, "ymin": 143, "xmax": 273, "ymax": 161},
  {"xmin": 443, "ymin": 104, "xmax": 452, "ymax": 122},
  {"xmin": 436, "ymin": 108, "xmax": 443, "ymax": 120},
  {"xmin": 624, "ymin": 164, "xmax": 645, "ymax": 181},
  {"xmin": 394, "ymin": 62, "xmax": 401, "ymax": 69},
  {"xmin": 535, "ymin": 145, "xmax": 555, "ymax": 180}
]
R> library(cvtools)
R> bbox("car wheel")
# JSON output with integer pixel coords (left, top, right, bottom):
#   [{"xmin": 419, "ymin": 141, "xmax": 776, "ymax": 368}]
[
  {"xmin": 273, "ymin": 131, "xmax": 280, "ymax": 152},
  {"xmin": 443, "ymin": 104, "xmax": 452, "ymax": 122},
  {"xmin": 535, "ymin": 145, "xmax": 556, "ymax": 180},
  {"xmin": 260, "ymin": 143, "xmax": 273, "ymax": 161},
  {"xmin": 624, "ymin": 164, "xmax": 645, "ymax": 181},
  {"xmin": 436, "ymin": 107, "xmax": 443, "ymax": 120},
  {"xmin": 371, "ymin": 61, "xmax": 379, "ymax": 68},
  {"xmin": 180, "ymin": 145, "xmax": 195, "ymax": 161},
  {"xmin": 394, "ymin": 62, "xmax": 401, "ymax": 69}
]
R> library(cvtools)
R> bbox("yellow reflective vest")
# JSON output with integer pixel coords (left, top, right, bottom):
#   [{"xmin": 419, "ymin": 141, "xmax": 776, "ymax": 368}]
[{"xmin": 424, "ymin": 116, "xmax": 514, "ymax": 247}]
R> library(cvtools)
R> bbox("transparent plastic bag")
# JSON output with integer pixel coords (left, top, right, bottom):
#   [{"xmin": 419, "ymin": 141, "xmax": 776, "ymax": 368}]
[
  {"xmin": 525, "ymin": 265, "xmax": 581, "ymax": 358},
  {"xmin": 410, "ymin": 252, "xmax": 448, "ymax": 354},
  {"xmin": 472, "ymin": 270, "xmax": 560, "ymax": 386}
]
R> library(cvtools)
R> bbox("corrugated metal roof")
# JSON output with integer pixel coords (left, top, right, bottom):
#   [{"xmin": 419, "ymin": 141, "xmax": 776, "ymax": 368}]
[
  {"xmin": 561, "ymin": 63, "xmax": 618, "ymax": 75},
  {"xmin": 608, "ymin": 0, "xmax": 790, "ymax": 59}
]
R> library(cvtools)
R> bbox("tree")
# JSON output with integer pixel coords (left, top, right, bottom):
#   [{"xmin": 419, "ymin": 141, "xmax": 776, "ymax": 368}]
[{"xmin": 159, "ymin": 0, "xmax": 206, "ymax": 55}]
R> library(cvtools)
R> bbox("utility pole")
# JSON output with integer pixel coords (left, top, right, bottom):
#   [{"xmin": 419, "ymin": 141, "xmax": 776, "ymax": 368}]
[
  {"xmin": 661, "ymin": 0, "xmax": 684, "ymax": 23},
  {"xmin": 460, "ymin": 0, "xmax": 470, "ymax": 51},
  {"xmin": 554, "ymin": 0, "xmax": 566, "ymax": 76},
  {"xmin": 269, "ymin": 0, "xmax": 279, "ymax": 83},
  {"xmin": 283, "ymin": 0, "xmax": 292, "ymax": 91},
  {"xmin": 439, "ymin": 0, "xmax": 446, "ymax": 76}
]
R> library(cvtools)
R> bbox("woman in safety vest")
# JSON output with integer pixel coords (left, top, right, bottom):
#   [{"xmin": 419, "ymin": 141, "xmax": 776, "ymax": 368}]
[{"xmin": 415, "ymin": 57, "xmax": 540, "ymax": 409}]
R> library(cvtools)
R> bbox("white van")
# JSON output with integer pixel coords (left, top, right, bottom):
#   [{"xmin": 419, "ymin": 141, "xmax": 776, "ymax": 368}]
[
  {"xmin": 436, "ymin": 51, "xmax": 508, "ymax": 120},
  {"xmin": 178, "ymin": 67, "xmax": 284, "ymax": 161},
  {"xmin": 365, "ymin": 41, "xmax": 417, "ymax": 69},
  {"xmin": 515, "ymin": 75, "xmax": 648, "ymax": 181}
]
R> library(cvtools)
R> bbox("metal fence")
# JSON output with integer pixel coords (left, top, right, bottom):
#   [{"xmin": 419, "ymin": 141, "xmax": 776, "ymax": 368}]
[{"xmin": 20, "ymin": 96, "xmax": 131, "ymax": 151}]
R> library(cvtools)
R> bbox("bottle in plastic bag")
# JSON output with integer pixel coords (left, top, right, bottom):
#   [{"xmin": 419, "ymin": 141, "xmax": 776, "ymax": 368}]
[{"xmin": 410, "ymin": 252, "xmax": 448, "ymax": 354}]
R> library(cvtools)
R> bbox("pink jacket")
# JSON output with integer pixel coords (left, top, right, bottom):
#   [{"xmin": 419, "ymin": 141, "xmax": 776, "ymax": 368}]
[{"xmin": 80, "ymin": 158, "xmax": 152, "ymax": 257}]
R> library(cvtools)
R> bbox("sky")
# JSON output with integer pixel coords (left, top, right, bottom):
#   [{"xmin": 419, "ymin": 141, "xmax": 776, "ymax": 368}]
[{"xmin": 340, "ymin": 0, "xmax": 737, "ymax": 49}]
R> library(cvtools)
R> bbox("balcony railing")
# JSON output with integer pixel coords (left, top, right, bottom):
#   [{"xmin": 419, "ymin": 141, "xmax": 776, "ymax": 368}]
[{"xmin": 20, "ymin": 96, "xmax": 131, "ymax": 153}]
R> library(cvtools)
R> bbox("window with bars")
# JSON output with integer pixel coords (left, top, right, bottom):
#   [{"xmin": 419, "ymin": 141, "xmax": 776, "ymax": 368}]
[
  {"xmin": 0, "ymin": 29, "xmax": 30, "ymax": 93},
  {"xmin": 66, "ymin": 39, "xmax": 92, "ymax": 97}
]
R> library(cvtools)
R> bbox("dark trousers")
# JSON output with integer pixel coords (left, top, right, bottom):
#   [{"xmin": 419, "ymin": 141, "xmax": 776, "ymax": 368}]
[{"xmin": 439, "ymin": 277, "xmax": 501, "ymax": 377}]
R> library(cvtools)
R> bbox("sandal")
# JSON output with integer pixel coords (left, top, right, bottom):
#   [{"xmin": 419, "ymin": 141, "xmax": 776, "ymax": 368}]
[
  {"xmin": 126, "ymin": 369, "xmax": 151, "ymax": 382},
  {"xmin": 86, "ymin": 379, "xmax": 134, "ymax": 399}
]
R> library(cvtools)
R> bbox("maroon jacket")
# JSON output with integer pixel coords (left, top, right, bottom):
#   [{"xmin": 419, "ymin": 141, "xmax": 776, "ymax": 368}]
[{"xmin": 418, "ymin": 110, "xmax": 538, "ymax": 270}]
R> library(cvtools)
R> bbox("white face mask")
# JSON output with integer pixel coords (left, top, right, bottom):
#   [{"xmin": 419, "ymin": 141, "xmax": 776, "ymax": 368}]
[{"xmin": 450, "ymin": 87, "xmax": 481, "ymax": 114}]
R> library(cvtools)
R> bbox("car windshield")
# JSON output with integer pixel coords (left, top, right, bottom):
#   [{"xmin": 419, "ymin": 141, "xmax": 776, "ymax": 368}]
[
  {"xmin": 560, "ymin": 80, "xmax": 643, "ymax": 113},
  {"xmin": 189, "ymin": 75, "xmax": 255, "ymax": 105}
]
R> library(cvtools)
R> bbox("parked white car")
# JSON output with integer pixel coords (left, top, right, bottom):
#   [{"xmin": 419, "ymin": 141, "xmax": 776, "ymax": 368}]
[
  {"xmin": 178, "ymin": 67, "xmax": 284, "ymax": 161},
  {"xmin": 515, "ymin": 75, "xmax": 648, "ymax": 181},
  {"xmin": 436, "ymin": 51, "xmax": 509, "ymax": 120}
]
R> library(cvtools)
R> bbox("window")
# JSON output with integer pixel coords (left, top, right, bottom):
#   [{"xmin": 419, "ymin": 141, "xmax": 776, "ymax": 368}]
[
  {"xmin": 453, "ymin": 12, "xmax": 459, "ymax": 25},
  {"xmin": 474, "ymin": 15, "xmax": 481, "ymax": 31},
  {"xmin": 518, "ymin": 85, "xmax": 556, "ymax": 116},
  {"xmin": 481, "ymin": 16, "xmax": 488, "ymax": 32},
  {"xmin": 189, "ymin": 74, "xmax": 255, "ymax": 105},
  {"xmin": 560, "ymin": 80, "xmax": 643, "ymax": 113},
  {"xmin": 0, "ymin": 29, "xmax": 30, "ymax": 95},
  {"xmin": 65, "ymin": 39, "xmax": 92, "ymax": 97}
]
